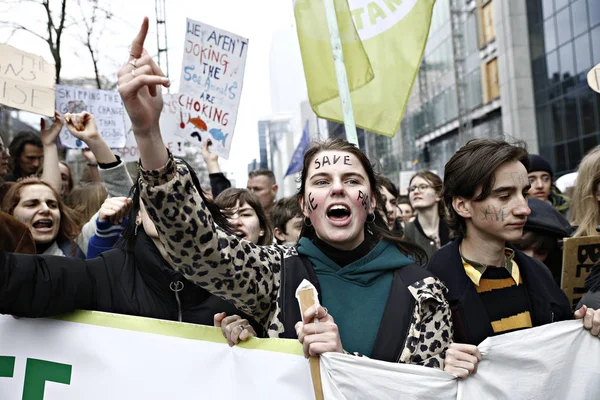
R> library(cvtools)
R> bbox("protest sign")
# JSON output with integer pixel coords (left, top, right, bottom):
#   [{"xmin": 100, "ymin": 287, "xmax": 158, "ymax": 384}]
[
  {"xmin": 55, "ymin": 85, "xmax": 127, "ymax": 149},
  {"xmin": 114, "ymin": 94, "xmax": 186, "ymax": 163},
  {"xmin": 179, "ymin": 19, "xmax": 249, "ymax": 159},
  {"xmin": 0, "ymin": 44, "xmax": 55, "ymax": 116},
  {"xmin": 562, "ymin": 236, "xmax": 600, "ymax": 310},
  {"xmin": 0, "ymin": 312, "xmax": 314, "ymax": 399}
]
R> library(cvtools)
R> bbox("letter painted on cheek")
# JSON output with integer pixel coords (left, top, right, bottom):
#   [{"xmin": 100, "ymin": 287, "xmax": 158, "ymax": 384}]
[
  {"xmin": 308, "ymin": 192, "xmax": 318, "ymax": 212},
  {"xmin": 358, "ymin": 191, "xmax": 369, "ymax": 212},
  {"xmin": 481, "ymin": 206, "xmax": 505, "ymax": 221}
]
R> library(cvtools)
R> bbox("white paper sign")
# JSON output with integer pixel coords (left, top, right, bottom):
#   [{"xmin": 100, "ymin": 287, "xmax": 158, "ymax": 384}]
[
  {"xmin": 0, "ymin": 44, "xmax": 55, "ymax": 116},
  {"xmin": 113, "ymin": 94, "xmax": 187, "ymax": 163},
  {"xmin": 179, "ymin": 19, "xmax": 249, "ymax": 159},
  {"xmin": 55, "ymin": 85, "xmax": 126, "ymax": 149}
]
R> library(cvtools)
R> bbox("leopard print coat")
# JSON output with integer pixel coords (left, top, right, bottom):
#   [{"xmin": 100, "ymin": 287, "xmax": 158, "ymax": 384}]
[{"xmin": 139, "ymin": 156, "xmax": 453, "ymax": 369}]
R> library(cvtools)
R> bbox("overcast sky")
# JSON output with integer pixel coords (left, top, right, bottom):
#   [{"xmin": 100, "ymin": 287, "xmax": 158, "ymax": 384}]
[{"xmin": 1, "ymin": 0, "xmax": 298, "ymax": 186}]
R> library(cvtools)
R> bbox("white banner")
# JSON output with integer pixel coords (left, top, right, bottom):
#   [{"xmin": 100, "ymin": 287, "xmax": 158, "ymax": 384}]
[
  {"xmin": 179, "ymin": 19, "xmax": 249, "ymax": 159},
  {"xmin": 0, "ymin": 44, "xmax": 55, "ymax": 116},
  {"xmin": 321, "ymin": 320, "xmax": 600, "ymax": 400},
  {"xmin": 0, "ymin": 312, "xmax": 313, "ymax": 399},
  {"xmin": 55, "ymin": 85, "xmax": 127, "ymax": 149},
  {"xmin": 0, "ymin": 314, "xmax": 596, "ymax": 400}
]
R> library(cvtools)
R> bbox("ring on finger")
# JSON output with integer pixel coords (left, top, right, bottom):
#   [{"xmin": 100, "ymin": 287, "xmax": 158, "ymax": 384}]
[
  {"xmin": 321, "ymin": 307, "xmax": 328, "ymax": 318},
  {"xmin": 129, "ymin": 59, "xmax": 138, "ymax": 68},
  {"xmin": 238, "ymin": 325, "xmax": 246, "ymax": 333},
  {"xmin": 131, "ymin": 69, "xmax": 137, "ymax": 77}
]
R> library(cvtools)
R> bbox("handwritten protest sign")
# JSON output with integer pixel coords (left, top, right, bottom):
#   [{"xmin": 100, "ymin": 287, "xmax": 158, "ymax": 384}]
[
  {"xmin": 0, "ymin": 44, "xmax": 55, "ymax": 116},
  {"xmin": 562, "ymin": 236, "xmax": 600, "ymax": 310},
  {"xmin": 179, "ymin": 19, "xmax": 249, "ymax": 159},
  {"xmin": 55, "ymin": 85, "xmax": 127, "ymax": 149},
  {"xmin": 114, "ymin": 94, "xmax": 186, "ymax": 163}
]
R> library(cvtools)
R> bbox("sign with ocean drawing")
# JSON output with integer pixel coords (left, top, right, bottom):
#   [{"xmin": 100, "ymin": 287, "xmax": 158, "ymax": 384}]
[{"xmin": 179, "ymin": 18, "xmax": 249, "ymax": 159}]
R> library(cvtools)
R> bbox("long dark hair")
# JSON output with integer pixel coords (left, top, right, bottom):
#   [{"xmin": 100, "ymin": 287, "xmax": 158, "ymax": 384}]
[
  {"xmin": 215, "ymin": 188, "xmax": 273, "ymax": 245},
  {"xmin": 119, "ymin": 158, "xmax": 233, "ymax": 251},
  {"xmin": 296, "ymin": 138, "xmax": 426, "ymax": 264},
  {"xmin": 1, "ymin": 177, "xmax": 80, "ymax": 252}
]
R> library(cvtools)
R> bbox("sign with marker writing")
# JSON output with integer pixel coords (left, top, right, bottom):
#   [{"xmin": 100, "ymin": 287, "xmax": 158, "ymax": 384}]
[
  {"xmin": 55, "ymin": 85, "xmax": 126, "ymax": 149},
  {"xmin": 114, "ymin": 94, "xmax": 187, "ymax": 163},
  {"xmin": 561, "ymin": 236, "xmax": 600, "ymax": 310},
  {"xmin": 179, "ymin": 19, "xmax": 249, "ymax": 159},
  {"xmin": 0, "ymin": 44, "xmax": 55, "ymax": 116}
]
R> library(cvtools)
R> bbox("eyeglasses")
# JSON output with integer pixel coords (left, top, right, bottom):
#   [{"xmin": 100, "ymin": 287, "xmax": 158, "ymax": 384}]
[{"xmin": 409, "ymin": 184, "xmax": 431, "ymax": 193}]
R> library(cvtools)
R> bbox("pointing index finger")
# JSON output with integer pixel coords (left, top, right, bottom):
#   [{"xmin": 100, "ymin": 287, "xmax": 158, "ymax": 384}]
[{"xmin": 130, "ymin": 17, "xmax": 149, "ymax": 59}]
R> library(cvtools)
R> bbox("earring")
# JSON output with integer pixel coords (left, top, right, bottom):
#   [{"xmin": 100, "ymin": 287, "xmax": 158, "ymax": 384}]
[
  {"xmin": 303, "ymin": 217, "xmax": 312, "ymax": 227},
  {"xmin": 366, "ymin": 213, "xmax": 376, "ymax": 224},
  {"xmin": 259, "ymin": 230, "xmax": 264, "ymax": 237},
  {"xmin": 135, "ymin": 219, "xmax": 141, "ymax": 236}
]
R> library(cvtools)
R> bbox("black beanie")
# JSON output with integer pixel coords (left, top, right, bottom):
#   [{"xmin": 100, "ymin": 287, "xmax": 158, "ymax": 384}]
[{"xmin": 527, "ymin": 154, "xmax": 553, "ymax": 177}]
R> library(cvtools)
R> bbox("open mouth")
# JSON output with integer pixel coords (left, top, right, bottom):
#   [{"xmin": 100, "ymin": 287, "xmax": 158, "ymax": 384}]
[
  {"xmin": 327, "ymin": 204, "xmax": 351, "ymax": 221},
  {"xmin": 32, "ymin": 219, "xmax": 54, "ymax": 232},
  {"xmin": 234, "ymin": 231, "xmax": 246, "ymax": 239}
]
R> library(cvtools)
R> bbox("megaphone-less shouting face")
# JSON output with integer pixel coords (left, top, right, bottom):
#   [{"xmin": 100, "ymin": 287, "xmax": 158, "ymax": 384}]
[{"xmin": 300, "ymin": 146, "xmax": 376, "ymax": 251}]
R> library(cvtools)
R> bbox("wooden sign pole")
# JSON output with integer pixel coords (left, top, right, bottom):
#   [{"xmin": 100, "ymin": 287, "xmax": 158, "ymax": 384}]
[{"xmin": 298, "ymin": 287, "xmax": 324, "ymax": 400}]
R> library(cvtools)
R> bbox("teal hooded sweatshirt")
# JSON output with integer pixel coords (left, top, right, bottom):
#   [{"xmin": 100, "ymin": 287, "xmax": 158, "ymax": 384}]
[{"xmin": 297, "ymin": 237, "xmax": 413, "ymax": 357}]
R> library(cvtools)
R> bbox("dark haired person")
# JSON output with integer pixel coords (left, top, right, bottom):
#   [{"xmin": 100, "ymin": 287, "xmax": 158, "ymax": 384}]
[
  {"xmin": 215, "ymin": 188, "xmax": 273, "ymax": 246},
  {"xmin": 527, "ymin": 154, "xmax": 570, "ymax": 216},
  {"xmin": 427, "ymin": 138, "xmax": 600, "ymax": 379},
  {"xmin": 247, "ymin": 168, "xmax": 278, "ymax": 216},
  {"xmin": 404, "ymin": 171, "xmax": 450, "ymax": 260},
  {"xmin": 271, "ymin": 196, "xmax": 303, "ymax": 245},
  {"xmin": 376, "ymin": 175, "xmax": 402, "ymax": 232},
  {"xmin": 6, "ymin": 131, "xmax": 44, "ymax": 182}
]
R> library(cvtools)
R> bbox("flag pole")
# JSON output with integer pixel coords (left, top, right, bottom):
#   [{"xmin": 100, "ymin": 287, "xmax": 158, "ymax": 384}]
[{"xmin": 322, "ymin": 0, "xmax": 359, "ymax": 147}]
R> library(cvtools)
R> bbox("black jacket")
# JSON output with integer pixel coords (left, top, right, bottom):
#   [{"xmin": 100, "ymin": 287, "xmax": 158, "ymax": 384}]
[
  {"xmin": 0, "ymin": 230, "xmax": 262, "ymax": 333},
  {"xmin": 404, "ymin": 217, "xmax": 451, "ymax": 261},
  {"xmin": 427, "ymin": 239, "xmax": 572, "ymax": 346}
]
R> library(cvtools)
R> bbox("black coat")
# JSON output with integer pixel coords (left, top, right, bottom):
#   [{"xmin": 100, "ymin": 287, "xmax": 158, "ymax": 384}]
[
  {"xmin": 0, "ymin": 230, "xmax": 263, "ymax": 334},
  {"xmin": 427, "ymin": 239, "xmax": 572, "ymax": 346}
]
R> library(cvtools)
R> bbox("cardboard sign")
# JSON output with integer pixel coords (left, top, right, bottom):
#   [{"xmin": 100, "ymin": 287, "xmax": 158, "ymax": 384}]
[
  {"xmin": 0, "ymin": 44, "xmax": 55, "ymax": 116},
  {"xmin": 179, "ymin": 19, "xmax": 249, "ymax": 159},
  {"xmin": 587, "ymin": 63, "xmax": 600, "ymax": 93},
  {"xmin": 55, "ymin": 85, "xmax": 127, "ymax": 149},
  {"xmin": 561, "ymin": 236, "xmax": 600, "ymax": 309},
  {"xmin": 114, "ymin": 94, "xmax": 186, "ymax": 163}
]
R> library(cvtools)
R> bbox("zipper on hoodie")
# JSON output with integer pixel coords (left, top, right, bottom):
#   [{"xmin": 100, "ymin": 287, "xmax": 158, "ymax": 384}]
[{"xmin": 170, "ymin": 280, "xmax": 184, "ymax": 322}]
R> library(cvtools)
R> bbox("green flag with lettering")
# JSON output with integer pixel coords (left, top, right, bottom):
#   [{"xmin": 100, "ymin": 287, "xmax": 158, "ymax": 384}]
[{"xmin": 294, "ymin": 0, "xmax": 436, "ymax": 137}]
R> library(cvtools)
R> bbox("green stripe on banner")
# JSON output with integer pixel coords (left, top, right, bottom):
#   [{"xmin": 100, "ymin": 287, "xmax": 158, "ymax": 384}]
[{"xmin": 54, "ymin": 311, "xmax": 304, "ymax": 356}]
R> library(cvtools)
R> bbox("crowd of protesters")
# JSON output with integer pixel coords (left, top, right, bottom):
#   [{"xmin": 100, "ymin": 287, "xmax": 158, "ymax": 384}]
[{"xmin": 1, "ymin": 17, "xmax": 600, "ymax": 386}]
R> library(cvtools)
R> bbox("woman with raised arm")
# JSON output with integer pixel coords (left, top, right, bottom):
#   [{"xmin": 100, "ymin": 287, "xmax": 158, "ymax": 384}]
[{"xmin": 120, "ymin": 18, "xmax": 452, "ymax": 367}]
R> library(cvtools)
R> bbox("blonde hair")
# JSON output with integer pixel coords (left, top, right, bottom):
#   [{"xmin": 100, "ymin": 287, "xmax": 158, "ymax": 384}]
[
  {"xmin": 570, "ymin": 145, "xmax": 600, "ymax": 237},
  {"xmin": 65, "ymin": 182, "xmax": 108, "ymax": 229}
]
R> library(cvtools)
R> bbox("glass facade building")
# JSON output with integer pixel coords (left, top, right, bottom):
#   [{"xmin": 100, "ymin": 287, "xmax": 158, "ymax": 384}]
[{"xmin": 528, "ymin": 0, "xmax": 600, "ymax": 174}]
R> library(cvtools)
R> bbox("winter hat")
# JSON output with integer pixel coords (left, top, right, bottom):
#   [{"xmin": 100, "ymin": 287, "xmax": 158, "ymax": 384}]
[
  {"xmin": 527, "ymin": 154, "xmax": 553, "ymax": 178},
  {"xmin": 525, "ymin": 197, "xmax": 573, "ymax": 237}
]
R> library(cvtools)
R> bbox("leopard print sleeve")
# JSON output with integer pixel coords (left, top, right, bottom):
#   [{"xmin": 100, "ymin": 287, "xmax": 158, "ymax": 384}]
[
  {"xmin": 138, "ymin": 155, "xmax": 289, "ymax": 325},
  {"xmin": 400, "ymin": 276, "xmax": 453, "ymax": 369}
]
